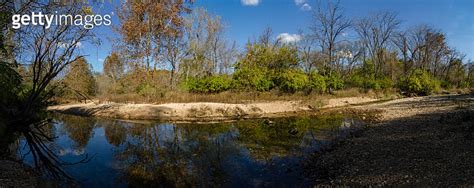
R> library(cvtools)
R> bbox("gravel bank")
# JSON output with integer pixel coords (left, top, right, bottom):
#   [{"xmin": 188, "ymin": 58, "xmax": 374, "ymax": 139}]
[
  {"xmin": 0, "ymin": 160, "xmax": 39, "ymax": 187},
  {"xmin": 305, "ymin": 94, "xmax": 474, "ymax": 186}
]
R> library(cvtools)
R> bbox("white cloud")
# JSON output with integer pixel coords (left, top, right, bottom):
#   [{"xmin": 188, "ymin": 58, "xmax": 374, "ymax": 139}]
[
  {"xmin": 337, "ymin": 50, "xmax": 353, "ymax": 59},
  {"xmin": 295, "ymin": 0, "xmax": 312, "ymax": 11},
  {"xmin": 58, "ymin": 148, "xmax": 85, "ymax": 156},
  {"xmin": 98, "ymin": 58, "xmax": 104, "ymax": 62},
  {"xmin": 241, "ymin": 0, "xmax": 260, "ymax": 6},
  {"xmin": 75, "ymin": 41, "xmax": 82, "ymax": 48},
  {"xmin": 58, "ymin": 41, "xmax": 82, "ymax": 49},
  {"xmin": 294, "ymin": 0, "xmax": 305, "ymax": 5},
  {"xmin": 277, "ymin": 33, "xmax": 302, "ymax": 43},
  {"xmin": 301, "ymin": 3, "xmax": 312, "ymax": 11}
]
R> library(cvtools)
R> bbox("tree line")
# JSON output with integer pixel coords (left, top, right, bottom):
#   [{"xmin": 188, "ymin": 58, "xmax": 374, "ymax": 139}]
[
  {"xmin": 2, "ymin": 0, "xmax": 474, "ymax": 110},
  {"xmin": 66, "ymin": 0, "xmax": 471, "ymax": 102}
]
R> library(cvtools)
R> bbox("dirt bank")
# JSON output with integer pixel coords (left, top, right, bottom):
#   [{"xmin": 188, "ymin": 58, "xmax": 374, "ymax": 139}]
[
  {"xmin": 47, "ymin": 97, "xmax": 379, "ymax": 121},
  {"xmin": 305, "ymin": 94, "xmax": 474, "ymax": 186}
]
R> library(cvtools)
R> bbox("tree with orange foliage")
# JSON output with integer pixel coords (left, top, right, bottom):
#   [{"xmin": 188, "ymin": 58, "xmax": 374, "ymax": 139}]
[{"xmin": 117, "ymin": 0, "xmax": 193, "ymax": 75}]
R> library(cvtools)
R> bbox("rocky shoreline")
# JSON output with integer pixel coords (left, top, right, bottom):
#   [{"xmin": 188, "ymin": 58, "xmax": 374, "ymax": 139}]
[
  {"xmin": 306, "ymin": 94, "xmax": 474, "ymax": 186},
  {"xmin": 0, "ymin": 160, "xmax": 39, "ymax": 187}
]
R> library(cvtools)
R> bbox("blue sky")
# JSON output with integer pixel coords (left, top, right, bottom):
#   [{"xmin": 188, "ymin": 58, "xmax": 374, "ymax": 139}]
[{"xmin": 83, "ymin": 0, "xmax": 474, "ymax": 72}]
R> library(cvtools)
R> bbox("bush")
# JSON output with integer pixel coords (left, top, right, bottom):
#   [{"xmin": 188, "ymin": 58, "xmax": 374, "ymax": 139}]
[
  {"xmin": 345, "ymin": 67, "xmax": 392, "ymax": 91},
  {"xmin": 326, "ymin": 73, "xmax": 344, "ymax": 91},
  {"xmin": 346, "ymin": 74, "xmax": 364, "ymax": 88},
  {"xmin": 232, "ymin": 67, "xmax": 274, "ymax": 91},
  {"xmin": 365, "ymin": 77, "xmax": 393, "ymax": 90},
  {"xmin": 136, "ymin": 82, "xmax": 159, "ymax": 97},
  {"xmin": 308, "ymin": 71, "xmax": 326, "ymax": 93},
  {"xmin": 399, "ymin": 69, "xmax": 440, "ymax": 96},
  {"xmin": 186, "ymin": 75, "xmax": 232, "ymax": 93},
  {"xmin": 277, "ymin": 69, "xmax": 309, "ymax": 93}
]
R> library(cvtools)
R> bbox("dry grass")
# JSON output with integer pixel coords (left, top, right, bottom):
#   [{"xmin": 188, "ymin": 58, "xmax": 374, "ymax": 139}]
[{"xmin": 95, "ymin": 90, "xmax": 324, "ymax": 104}]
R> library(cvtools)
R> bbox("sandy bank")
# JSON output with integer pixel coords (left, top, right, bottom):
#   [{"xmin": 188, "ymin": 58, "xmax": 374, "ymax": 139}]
[{"xmin": 47, "ymin": 97, "xmax": 379, "ymax": 121}]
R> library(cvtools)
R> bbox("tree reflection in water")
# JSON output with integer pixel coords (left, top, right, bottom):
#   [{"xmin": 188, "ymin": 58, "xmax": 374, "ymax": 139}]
[
  {"xmin": 57, "ymin": 115, "xmax": 96, "ymax": 150},
  {"xmin": 102, "ymin": 120, "xmax": 128, "ymax": 147},
  {"xmin": 10, "ymin": 113, "xmax": 362, "ymax": 186},
  {"xmin": 115, "ymin": 123, "xmax": 239, "ymax": 187},
  {"xmin": 109, "ymin": 115, "xmax": 357, "ymax": 187},
  {"xmin": 15, "ymin": 118, "xmax": 93, "ymax": 182}
]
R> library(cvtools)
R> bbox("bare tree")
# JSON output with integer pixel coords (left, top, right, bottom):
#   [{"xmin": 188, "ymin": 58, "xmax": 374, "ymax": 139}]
[
  {"xmin": 355, "ymin": 11, "xmax": 400, "ymax": 77},
  {"xmin": 310, "ymin": 0, "xmax": 351, "ymax": 75},
  {"xmin": 259, "ymin": 27, "xmax": 274, "ymax": 48},
  {"xmin": 335, "ymin": 40, "xmax": 364, "ymax": 75},
  {"xmin": 17, "ymin": 3, "xmax": 92, "ymax": 118},
  {"xmin": 394, "ymin": 25, "xmax": 451, "ymax": 77},
  {"xmin": 297, "ymin": 32, "xmax": 316, "ymax": 73},
  {"xmin": 207, "ymin": 13, "xmax": 226, "ymax": 75},
  {"xmin": 218, "ymin": 40, "xmax": 238, "ymax": 74},
  {"xmin": 164, "ymin": 32, "xmax": 188, "ymax": 87},
  {"xmin": 392, "ymin": 30, "xmax": 411, "ymax": 75},
  {"xmin": 183, "ymin": 7, "xmax": 232, "ymax": 77},
  {"xmin": 0, "ymin": 3, "xmax": 96, "ymax": 178}
]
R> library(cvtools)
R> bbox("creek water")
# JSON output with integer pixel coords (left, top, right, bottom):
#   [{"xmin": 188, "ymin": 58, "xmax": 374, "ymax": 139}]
[{"xmin": 14, "ymin": 113, "xmax": 363, "ymax": 187}]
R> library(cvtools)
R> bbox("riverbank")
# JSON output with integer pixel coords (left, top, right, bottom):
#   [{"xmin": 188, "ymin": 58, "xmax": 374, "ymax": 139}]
[
  {"xmin": 47, "ymin": 96, "xmax": 380, "ymax": 121},
  {"xmin": 306, "ymin": 94, "xmax": 474, "ymax": 186},
  {"xmin": 0, "ymin": 160, "xmax": 39, "ymax": 187}
]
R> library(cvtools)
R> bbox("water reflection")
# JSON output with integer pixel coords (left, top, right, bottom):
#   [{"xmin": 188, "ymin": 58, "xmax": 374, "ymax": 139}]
[{"xmin": 15, "ymin": 113, "xmax": 363, "ymax": 187}]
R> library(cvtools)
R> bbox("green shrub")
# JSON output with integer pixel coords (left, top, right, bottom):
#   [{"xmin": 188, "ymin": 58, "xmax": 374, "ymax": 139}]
[
  {"xmin": 399, "ymin": 69, "xmax": 440, "ymax": 96},
  {"xmin": 345, "ymin": 69, "xmax": 392, "ymax": 90},
  {"xmin": 277, "ymin": 69, "xmax": 309, "ymax": 93},
  {"xmin": 379, "ymin": 77, "xmax": 393, "ymax": 90},
  {"xmin": 365, "ymin": 77, "xmax": 393, "ymax": 90},
  {"xmin": 346, "ymin": 74, "xmax": 364, "ymax": 88},
  {"xmin": 440, "ymin": 80, "xmax": 453, "ymax": 89},
  {"xmin": 186, "ymin": 75, "xmax": 232, "ymax": 93},
  {"xmin": 232, "ymin": 67, "xmax": 274, "ymax": 91},
  {"xmin": 326, "ymin": 73, "xmax": 344, "ymax": 91},
  {"xmin": 308, "ymin": 71, "xmax": 327, "ymax": 93},
  {"xmin": 136, "ymin": 82, "xmax": 158, "ymax": 97},
  {"xmin": 0, "ymin": 63, "xmax": 22, "ymax": 106}
]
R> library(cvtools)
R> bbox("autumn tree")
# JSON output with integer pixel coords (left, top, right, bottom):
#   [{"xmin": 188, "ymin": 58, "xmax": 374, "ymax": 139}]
[
  {"xmin": 103, "ymin": 52, "xmax": 125, "ymax": 82},
  {"xmin": 63, "ymin": 57, "xmax": 97, "ymax": 100},
  {"xmin": 117, "ymin": 0, "xmax": 193, "ymax": 75},
  {"xmin": 466, "ymin": 61, "xmax": 474, "ymax": 87}
]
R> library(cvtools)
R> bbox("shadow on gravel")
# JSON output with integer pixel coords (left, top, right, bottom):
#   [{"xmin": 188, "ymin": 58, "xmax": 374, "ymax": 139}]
[
  {"xmin": 304, "ymin": 94, "xmax": 474, "ymax": 186},
  {"xmin": 382, "ymin": 94, "xmax": 473, "ymax": 109}
]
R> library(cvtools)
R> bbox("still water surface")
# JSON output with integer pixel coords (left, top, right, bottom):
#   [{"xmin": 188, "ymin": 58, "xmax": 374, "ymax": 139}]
[{"xmin": 16, "ymin": 114, "xmax": 362, "ymax": 187}]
